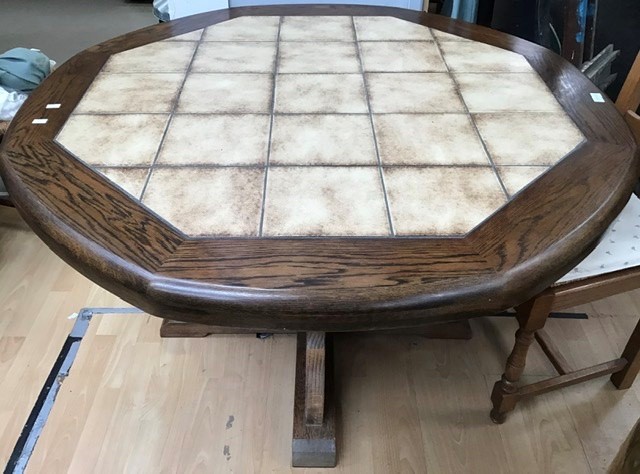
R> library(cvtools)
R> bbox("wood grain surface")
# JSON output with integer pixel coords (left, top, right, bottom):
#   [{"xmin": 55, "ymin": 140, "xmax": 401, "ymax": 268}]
[
  {"xmin": 304, "ymin": 332, "xmax": 326, "ymax": 426},
  {"xmin": 0, "ymin": 5, "xmax": 637, "ymax": 331},
  {"xmin": 22, "ymin": 307, "xmax": 640, "ymax": 473},
  {"xmin": 293, "ymin": 332, "xmax": 336, "ymax": 467}
]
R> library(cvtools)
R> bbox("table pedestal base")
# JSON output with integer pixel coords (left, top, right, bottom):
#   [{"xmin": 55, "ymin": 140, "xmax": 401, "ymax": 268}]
[
  {"xmin": 159, "ymin": 319, "xmax": 473, "ymax": 339},
  {"xmin": 159, "ymin": 318, "xmax": 471, "ymax": 467},
  {"xmin": 293, "ymin": 332, "xmax": 336, "ymax": 467}
]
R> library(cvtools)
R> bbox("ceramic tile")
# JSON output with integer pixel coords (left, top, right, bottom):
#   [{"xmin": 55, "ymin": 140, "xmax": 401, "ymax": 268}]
[
  {"xmin": 275, "ymin": 74, "xmax": 368, "ymax": 113},
  {"xmin": 440, "ymin": 41, "xmax": 532, "ymax": 73},
  {"xmin": 384, "ymin": 166, "xmax": 506, "ymax": 235},
  {"xmin": 270, "ymin": 115, "xmax": 377, "ymax": 165},
  {"xmin": 178, "ymin": 73, "xmax": 273, "ymax": 113},
  {"xmin": 96, "ymin": 167, "xmax": 149, "ymax": 199},
  {"xmin": 359, "ymin": 41, "xmax": 447, "ymax": 72},
  {"xmin": 430, "ymin": 28, "xmax": 471, "ymax": 42},
  {"xmin": 263, "ymin": 166, "xmax": 389, "ymax": 236},
  {"xmin": 366, "ymin": 73, "xmax": 465, "ymax": 113},
  {"xmin": 191, "ymin": 42, "xmax": 277, "ymax": 73},
  {"xmin": 455, "ymin": 73, "xmax": 562, "ymax": 113},
  {"xmin": 373, "ymin": 114, "xmax": 489, "ymax": 165},
  {"xmin": 57, "ymin": 114, "xmax": 168, "ymax": 166},
  {"xmin": 202, "ymin": 16, "xmax": 280, "ymax": 41},
  {"xmin": 158, "ymin": 114, "xmax": 270, "ymax": 166},
  {"xmin": 103, "ymin": 41, "xmax": 196, "ymax": 73},
  {"xmin": 474, "ymin": 112, "xmax": 584, "ymax": 165},
  {"xmin": 143, "ymin": 167, "xmax": 264, "ymax": 236},
  {"xmin": 497, "ymin": 166, "xmax": 549, "ymax": 197},
  {"xmin": 354, "ymin": 16, "xmax": 433, "ymax": 41},
  {"xmin": 75, "ymin": 73, "xmax": 184, "ymax": 113},
  {"xmin": 163, "ymin": 29, "xmax": 203, "ymax": 41},
  {"xmin": 278, "ymin": 42, "xmax": 360, "ymax": 73},
  {"xmin": 280, "ymin": 16, "xmax": 354, "ymax": 42}
]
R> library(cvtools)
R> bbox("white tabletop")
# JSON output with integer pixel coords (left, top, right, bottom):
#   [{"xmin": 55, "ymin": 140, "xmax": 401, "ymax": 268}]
[{"xmin": 56, "ymin": 16, "xmax": 584, "ymax": 237}]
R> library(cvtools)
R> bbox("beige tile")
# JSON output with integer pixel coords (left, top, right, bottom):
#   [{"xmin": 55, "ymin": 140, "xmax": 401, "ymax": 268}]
[
  {"xmin": 474, "ymin": 112, "xmax": 584, "ymax": 165},
  {"xmin": 354, "ymin": 16, "xmax": 433, "ymax": 41},
  {"xmin": 366, "ymin": 73, "xmax": 465, "ymax": 113},
  {"xmin": 263, "ymin": 167, "xmax": 389, "ymax": 236},
  {"xmin": 177, "ymin": 73, "xmax": 273, "ymax": 113},
  {"xmin": 360, "ymin": 41, "xmax": 446, "ymax": 72},
  {"xmin": 103, "ymin": 41, "xmax": 196, "ymax": 73},
  {"xmin": 158, "ymin": 114, "xmax": 270, "ymax": 166},
  {"xmin": 440, "ymin": 41, "xmax": 532, "ymax": 73},
  {"xmin": 162, "ymin": 29, "xmax": 203, "ymax": 41},
  {"xmin": 280, "ymin": 16, "xmax": 354, "ymax": 42},
  {"xmin": 497, "ymin": 166, "xmax": 549, "ymax": 197},
  {"xmin": 75, "ymin": 73, "xmax": 184, "ymax": 113},
  {"xmin": 373, "ymin": 114, "xmax": 489, "ymax": 165},
  {"xmin": 430, "ymin": 28, "xmax": 471, "ymax": 42},
  {"xmin": 275, "ymin": 74, "xmax": 368, "ymax": 113},
  {"xmin": 270, "ymin": 115, "xmax": 377, "ymax": 165},
  {"xmin": 202, "ymin": 16, "xmax": 280, "ymax": 41},
  {"xmin": 384, "ymin": 166, "xmax": 506, "ymax": 235},
  {"xmin": 455, "ymin": 73, "xmax": 563, "ymax": 112},
  {"xmin": 191, "ymin": 42, "xmax": 276, "ymax": 73},
  {"xmin": 278, "ymin": 42, "xmax": 360, "ymax": 73},
  {"xmin": 96, "ymin": 167, "xmax": 150, "ymax": 199},
  {"xmin": 57, "ymin": 114, "xmax": 168, "ymax": 166},
  {"xmin": 143, "ymin": 167, "xmax": 264, "ymax": 236}
]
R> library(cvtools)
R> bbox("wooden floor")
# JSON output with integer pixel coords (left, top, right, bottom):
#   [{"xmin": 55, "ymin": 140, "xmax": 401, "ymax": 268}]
[{"xmin": 1, "ymin": 205, "xmax": 639, "ymax": 473}]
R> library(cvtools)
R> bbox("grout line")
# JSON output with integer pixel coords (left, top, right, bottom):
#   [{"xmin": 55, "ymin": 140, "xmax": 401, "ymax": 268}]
[
  {"xmin": 138, "ymin": 34, "xmax": 205, "ymax": 202},
  {"xmin": 93, "ymin": 162, "xmax": 550, "ymax": 171},
  {"xmin": 64, "ymin": 109, "xmax": 568, "ymax": 117},
  {"xmin": 198, "ymin": 39, "xmax": 459, "ymax": 43},
  {"xmin": 185, "ymin": 232, "xmax": 470, "ymax": 241},
  {"xmin": 431, "ymin": 34, "xmax": 511, "ymax": 200},
  {"xmin": 93, "ymin": 70, "xmax": 538, "ymax": 76},
  {"xmin": 351, "ymin": 16, "xmax": 395, "ymax": 237},
  {"xmin": 257, "ymin": 16, "xmax": 283, "ymax": 237}
]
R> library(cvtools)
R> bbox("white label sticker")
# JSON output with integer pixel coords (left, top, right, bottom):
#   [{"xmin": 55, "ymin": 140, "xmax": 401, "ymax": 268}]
[
  {"xmin": 32, "ymin": 118, "xmax": 48, "ymax": 124},
  {"xmin": 46, "ymin": 103, "xmax": 61, "ymax": 109},
  {"xmin": 590, "ymin": 92, "xmax": 605, "ymax": 103}
]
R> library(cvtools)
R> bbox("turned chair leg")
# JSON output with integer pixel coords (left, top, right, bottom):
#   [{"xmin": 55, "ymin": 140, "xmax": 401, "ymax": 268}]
[
  {"xmin": 611, "ymin": 317, "xmax": 640, "ymax": 389},
  {"xmin": 490, "ymin": 294, "xmax": 554, "ymax": 424}
]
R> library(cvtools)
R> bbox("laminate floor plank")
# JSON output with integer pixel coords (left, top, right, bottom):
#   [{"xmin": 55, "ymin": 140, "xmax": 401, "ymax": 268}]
[
  {"xmin": 0, "ymin": 207, "xmax": 123, "ymax": 467},
  {"xmin": 2, "ymin": 206, "xmax": 640, "ymax": 473}
]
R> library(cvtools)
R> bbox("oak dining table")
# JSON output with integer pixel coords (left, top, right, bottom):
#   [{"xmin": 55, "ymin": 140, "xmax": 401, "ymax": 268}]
[{"xmin": 0, "ymin": 5, "xmax": 637, "ymax": 468}]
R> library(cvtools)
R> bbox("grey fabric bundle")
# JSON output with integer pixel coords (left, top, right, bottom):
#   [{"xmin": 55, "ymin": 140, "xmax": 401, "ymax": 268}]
[{"xmin": 0, "ymin": 48, "xmax": 51, "ymax": 92}]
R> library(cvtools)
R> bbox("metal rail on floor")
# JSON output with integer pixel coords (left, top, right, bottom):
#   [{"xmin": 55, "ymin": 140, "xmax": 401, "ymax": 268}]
[{"xmin": 3, "ymin": 307, "xmax": 143, "ymax": 474}]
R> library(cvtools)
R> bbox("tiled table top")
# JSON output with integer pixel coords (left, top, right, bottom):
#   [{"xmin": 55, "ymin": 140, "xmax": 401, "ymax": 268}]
[{"xmin": 56, "ymin": 15, "xmax": 584, "ymax": 238}]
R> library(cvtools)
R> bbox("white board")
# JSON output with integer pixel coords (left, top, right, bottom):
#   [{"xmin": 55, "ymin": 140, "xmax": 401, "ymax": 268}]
[{"xmin": 169, "ymin": 0, "xmax": 230, "ymax": 19}]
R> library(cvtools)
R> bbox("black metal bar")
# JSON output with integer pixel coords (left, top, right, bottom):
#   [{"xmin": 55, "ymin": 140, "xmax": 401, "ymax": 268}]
[{"xmin": 494, "ymin": 311, "xmax": 589, "ymax": 320}]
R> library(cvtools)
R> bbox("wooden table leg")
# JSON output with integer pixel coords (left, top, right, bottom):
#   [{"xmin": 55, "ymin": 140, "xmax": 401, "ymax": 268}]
[
  {"xmin": 292, "ymin": 332, "xmax": 336, "ymax": 468},
  {"xmin": 490, "ymin": 295, "xmax": 553, "ymax": 423}
]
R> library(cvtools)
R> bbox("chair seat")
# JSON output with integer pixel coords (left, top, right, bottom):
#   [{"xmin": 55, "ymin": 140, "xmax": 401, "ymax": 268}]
[{"xmin": 557, "ymin": 194, "xmax": 640, "ymax": 284}]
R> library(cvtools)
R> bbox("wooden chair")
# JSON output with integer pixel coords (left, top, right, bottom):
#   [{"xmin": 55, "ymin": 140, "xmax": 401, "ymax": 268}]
[{"xmin": 490, "ymin": 52, "xmax": 640, "ymax": 423}]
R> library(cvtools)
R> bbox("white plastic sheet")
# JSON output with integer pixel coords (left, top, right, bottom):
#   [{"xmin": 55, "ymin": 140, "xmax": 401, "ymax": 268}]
[{"xmin": 0, "ymin": 87, "xmax": 28, "ymax": 121}]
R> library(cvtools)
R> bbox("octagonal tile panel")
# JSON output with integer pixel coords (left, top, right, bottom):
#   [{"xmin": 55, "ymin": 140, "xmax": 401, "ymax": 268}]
[{"xmin": 56, "ymin": 15, "xmax": 584, "ymax": 238}]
